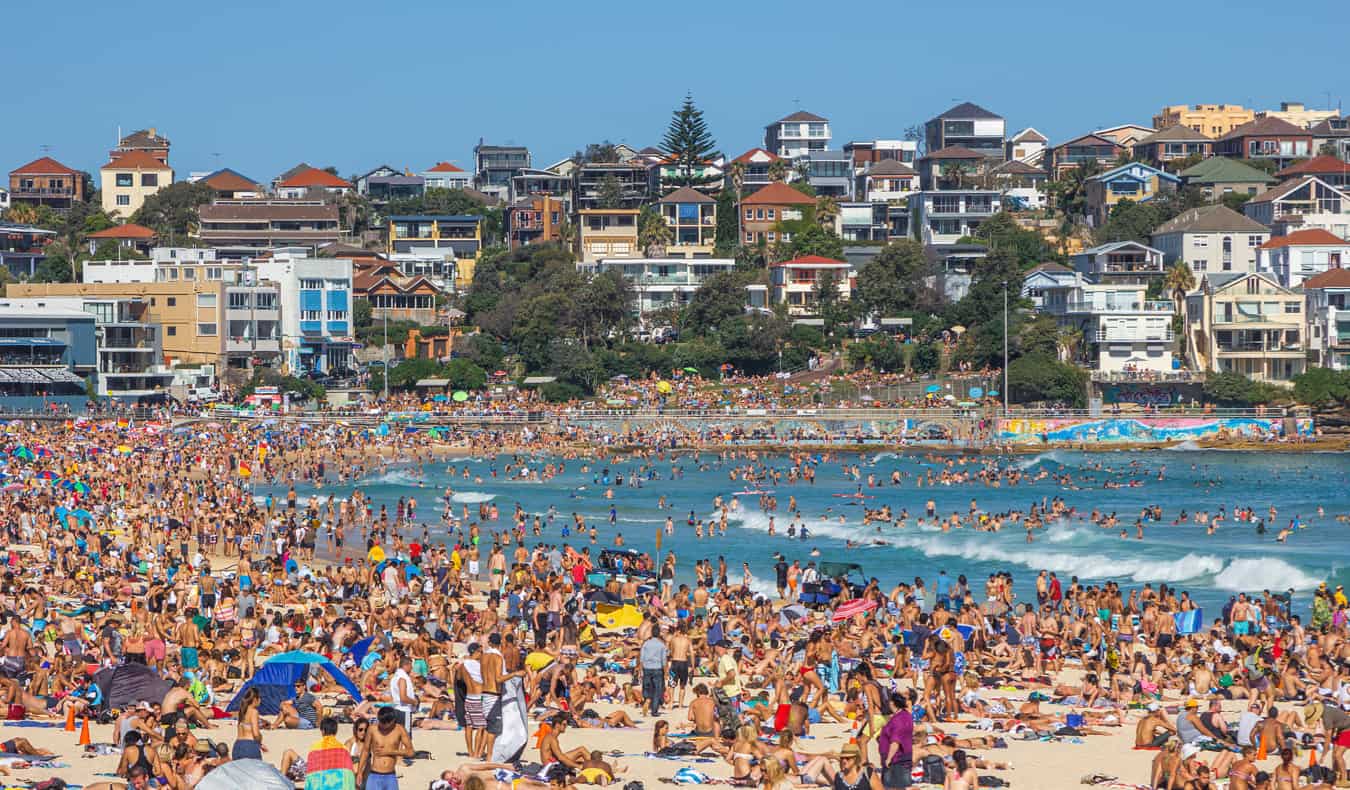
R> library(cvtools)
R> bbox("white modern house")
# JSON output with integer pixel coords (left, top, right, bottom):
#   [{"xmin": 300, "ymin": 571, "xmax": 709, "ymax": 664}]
[
  {"xmin": 1244, "ymin": 176, "xmax": 1350, "ymax": 238},
  {"xmin": 83, "ymin": 247, "xmax": 227, "ymax": 285},
  {"xmin": 253, "ymin": 252, "xmax": 354, "ymax": 375},
  {"xmin": 1150, "ymin": 205, "xmax": 1269, "ymax": 276},
  {"xmin": 910, "ymin": 190, "xmax": 1001, "ymax": 245},
  {"xmin": 588, "ymin": 258, "xmax": 735, "ymax": 314},
  {"xmin": 770, "ymin": 256, "xmax": 853, "ymax": 316},
  {"xmin": 1040, "ymin": 274, "xmax": 1176, "ymax": 373},
  {"xmin": 1257, "ymin": 229, "xmax": 1350, "ymax": 287},
  {"xmin": 1071, "ymin": 240, "xmax": 1166, "ymax": 284}
]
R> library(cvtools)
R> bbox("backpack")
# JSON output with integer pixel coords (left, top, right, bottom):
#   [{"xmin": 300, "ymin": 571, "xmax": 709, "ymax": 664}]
[
  {"xmin": 713, "ymin": 689, "xmax": 741, "ymax": 735},
  {"xmin": 921, "ymin": 755, "xmax": 945, "ymax": 785}
]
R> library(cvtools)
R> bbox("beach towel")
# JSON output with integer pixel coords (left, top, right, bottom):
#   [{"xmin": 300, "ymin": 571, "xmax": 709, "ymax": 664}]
[
  {"xmin": 303, "ymin": 735, "xmax": 356, "ymax": 790},
  {"xmin": 1174, "ymin": 609, "xmax": 1204, "ymax": 635},
  {"xmin": 672, "ymin": 768, "xmax": 711, "ymax": 784}
]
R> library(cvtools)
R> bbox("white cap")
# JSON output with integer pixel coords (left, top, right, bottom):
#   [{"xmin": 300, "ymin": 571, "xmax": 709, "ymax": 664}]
[
  {"xmin": 1181, "ymin": 744, "xmax": 1200, "ymax": 760},
  {"xmin": 1146, "ymin": 702, "xmax": 1161, "ymax": 711}
]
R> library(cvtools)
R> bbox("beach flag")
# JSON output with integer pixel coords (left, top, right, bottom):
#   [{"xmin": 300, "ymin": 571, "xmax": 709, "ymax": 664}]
[
  {"xmin": 1174, "ymin": 609, "xmax": 1204, "ymax": 635},
  {"xmin": 303, "ymin": 734, "xmax": 356, "ymax": 790}
]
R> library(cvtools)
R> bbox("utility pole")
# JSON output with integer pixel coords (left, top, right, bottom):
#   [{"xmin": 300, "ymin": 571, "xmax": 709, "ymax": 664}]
[{"xmin": 382, "ymin": 308, "xmax": 389, "ymax": 400}]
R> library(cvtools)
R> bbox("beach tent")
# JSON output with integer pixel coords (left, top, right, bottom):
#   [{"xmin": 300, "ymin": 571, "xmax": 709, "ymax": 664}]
[
  {"xmin": 93, "ymin": 663, "xmax": 174, "ymax": 711},
  {"xmin": 595, "ymin": 603, "xmax": 643, "ymax": 630},
  {"xmin": 831, "ymin": 598, "xmax": 877, "ymax": 623},
  {"xmin": 227, "ymin": 651, "xmax": 362, "ymax": 715},
  {"xmin": 491, "ymin": 675, "xmax": 530, "ymax": 763},
  {"xmin": 197, "ymin": 759, "xmax": 291, "ymax": 790}
]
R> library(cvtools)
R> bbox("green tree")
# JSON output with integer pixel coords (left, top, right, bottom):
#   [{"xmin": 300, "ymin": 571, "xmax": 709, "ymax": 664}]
[
  {"xmin": 443, "ymin": 358, "xmax": 487, "ymax": 390},
  {"xmin": 1007, "ymin": 352, "xmax": 1087, "ymax": 406},
  {"xmin": 31, "ymin": 249, "xmax": 74, "ymax": 283},
  {"xmin": 386, "ymin": 187, "xmax": 488, "ymax": 218},
  {"xmin": 788, "ymin": 225, "xmax": 844, "ymax": 261},
  {"xmin": 596, "ymin": 174, "xmax": 624, "ymax": 209},
  {"xmin": 1293, "ymin": 367, "xmax": 1350, "ymax": 405},
  {"xmin": 1202, "ymin": 371, "xmax": 1259, "ymax": 405},
  {"xmin": 1220, "ymin": 192, "xmax": 1253, "ymax": 213},
  {"xmin": 353, "ymin": 298, "xmax": 373, "ymax": 329},
  {"xmin": 131, "ymin": 181, "xmax": 216, "ymax": 241},
  {"xmin": 1163, "ymin": 261, "xmax": 1196, "ymax": 314},
  {"xmin": 684, "ymin": 270, "xmax": 760, "ymax": 336},
  {"xmin": 661, "ymin": 94, "xmax": 719, "ymax": 187},
  {"xmin": 638, "ymin": 206, "xmax": 672, "ymax": 258},
  {"xmin": 854, "ymin": 239, "xmax": 933, "ymax": 317},
  {"xmin": 1095, "ymin": 199, "xmax": 1166, "ymax": 244},
  {"xmin": 814, "ymin": 195, "xmax": 840, "ymax": 230},
  {"xmin": 573, "ymin": 142, "xmax": 621, "ymax": 164},
  {"xmin": 713, "ymin": 189, "xmax": 739, "ymax": 256},
  {"xmin": 767, "ymin": 159, "xmax": 789, "ymax": 183}
]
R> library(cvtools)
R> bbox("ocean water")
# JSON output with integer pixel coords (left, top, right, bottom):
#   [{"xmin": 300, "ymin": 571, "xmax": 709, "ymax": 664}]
[{"xmin": 282, "ymin": 449, "xmax": 1350, "ymax": 615}]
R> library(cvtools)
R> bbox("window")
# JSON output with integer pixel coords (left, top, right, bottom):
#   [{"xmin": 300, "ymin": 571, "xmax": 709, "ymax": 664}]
[
  {"xmin": 327, "ymin": 310, "xmax": 346, "ymax": 321},
  {"xmin": 1191, "ymin": 260, "xmax": 1207, "ymax": 272},
  {"xmin": 1246, "ymin": 277, "xmax": 1260, "ymax": 294},
  {"xmin": 197, "ymin": 323, "xmax": 217, "ymax": 336},
  {"xmin": 301, "ymin": 279, "xmax": 323, "ymax": 290},
  {"xmin": 1285, "ymin": 302, "xmax": 1300, "ymax": 313},
  {"xmin": 1248, "ymin": 235, "xmax": 1262, "ymax": 247},
  {"xmin": 745, "ymin": 232, "xmax": 754, "ymax": 243},
  {"xmin": 756, "ymin": 209, "xmax": 765, "ymax": 220},
  {"xmin": 183, "ymin": 268, "xmax": 195, "ymax": 280},
  {"xmin": 115, "ymin": 173, "xmax": 133, "ymax": 187},
  {"xmin": 116, "ymin": 195, "xmax": 130, "ymax": 206},
  {"xmin": 166, "ymin": 326, "xmax": 175, "ymax": 336},
  {"xmin": 767, "ymin": 208, "xmax": 776, "ymax": 220},
  {"xmin": 206, "ymin": 267, "xmax": 221, "ymax": 280},
  {"xmin": 229, "ymin": 292, "xmax": 251, "ymax": 309},
  {"xmin": 167, "ymin": 297, "xmax": 176, "ymax": 306},
  {"xmin": 196, "ymin": 293, "xmax": 216, "ymax": 308},
  {"xmin": 1193, "ymin": 236, "xmax": 1208, "ymax": 248},
  {"xmin": 767, "ymin": 232, "xmax": 776, "ymax": 242},
  {"xmin": 301, "ymin": 310, "xmax": 322, "ymax": 321},
  {"xmin": 140, "ymin": 174, "xmax": 158, "ymax": 187}
]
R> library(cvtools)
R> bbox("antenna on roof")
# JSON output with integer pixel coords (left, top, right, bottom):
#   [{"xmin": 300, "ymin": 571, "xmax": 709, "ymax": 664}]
[{"xmin": 39, "ymin": 144, "xmax": 51, "ymax": 155}]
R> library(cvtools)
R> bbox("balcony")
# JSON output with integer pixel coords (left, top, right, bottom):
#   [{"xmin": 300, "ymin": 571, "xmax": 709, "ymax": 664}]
[
  {"xmin": 1090, "ymin": 369, "xmax": 1205, "ymax": 383},
  {"xmin": 299, "ymin": 321, "xmax": 323, "ymax": 335},
  {"xmin": 227, "ymin": 337, "xmax": 280, "ymax": 353},
  {"xmin": 1094, "ymin": 328, "xmax": 1174, "ymax": 342},
  {"xmin": 1068, "ymin": 299, "xmax": 1173, "ymax": 314},
  {"xmin": 12, "ymin": 187, "xmax": 76, "ymax": 198},
  {"xmin": 327, "ymin": 321, "xmax": 349, "ymax": 335}
]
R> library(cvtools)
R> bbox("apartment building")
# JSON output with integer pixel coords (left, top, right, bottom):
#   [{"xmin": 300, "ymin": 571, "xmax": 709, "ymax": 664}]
[
  {"xmin": 505, "ymin": 195, "xmax": 565, "ymax": 249},
  {"xmin": 0, "ymin": 299, "xmax": 95, "ymax": 410},
  {"xmin": 1213, "ymin": 117, "xmax": 1313, "ymax": 168},
  {"xmin": 100, "ymin": 151, "xmax": 173, "ymax": 218},
  {"xmin": 1152, "ymin": 104, "xmax": 1255, "ymax": 138},
  {"xmin": 1132, "ymin": 125, "xmax": 1214, "ymax": 166},
  {"xmin": 658, "ymin": 187, "xmax": 717, "ymax": 257},
  {"xmin": 764, "ymin": 111, "xmax": 831, "ymax": 159},
  {"xmin": 1150, "ymin": 205, "xmax": 1269, "ymax": 275},
  {"xmin": 253, "ymin": 253, "xmax": 354, "ymax": 375},
  {"xmin": 1039, "ymin": 275, "xmax": 1176, "ymax": 373},
  {"xmin": 910, "ymin": 190, "xmax": 1000, "ymax": 245},
  {"xmin": 1071, "ymin": 241, "xmax": 1166, "ymax": 284},
  {"xmin": 473, "ymin": 143, "xmax": 531, "ymax": 202},
  {"xmin": 589, "ymin": 258, "xmax": 735, "ymax": 313},
  {"xmin": 740, "ymin": 183, "xmax": 815, "ymax": 247},
  {"xmin": 573, "ymin": 161, "xmax": 652, "ymax": 210},
  {"xmin": 195, "ymin": 199, "xmax": 341, "ymax": 257},
  {"xmin": 924, "ymin": 103, "xmax": 1005, "ymax": 159},
  {"xmin": 1185, "ymin": 271, "xmax": 1305, "ymax": 384},
  {"xmin": 1257, "ymin": 229, "xmax": 1350, "ymax": 287},
  {"xmin": 386, "ymin": 214, "xmax": 483, "ymax": 286},
  {"xmin": 1244, "ymin": 177, "xmax": 1350, "ymax": 238},
  {"xmin": 576, "ymin": 209, "xmax": 639, "ymax": 263},
  {"xmin": 1303, "ymin": 268, "xmax": 1350, "ymax": 370},
  {"xmin": 7, "ymin": 157, "xmax": 89, "ymax": 212},
  {"xmin": 770, "ymin": 256, "xmax": 853, "ymax": 316}
]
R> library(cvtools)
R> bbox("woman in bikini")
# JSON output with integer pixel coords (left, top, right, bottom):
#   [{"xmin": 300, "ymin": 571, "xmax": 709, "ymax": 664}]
[{"xmin": 727, "ymin": 724, "xmax": 764, "ymax": 787}]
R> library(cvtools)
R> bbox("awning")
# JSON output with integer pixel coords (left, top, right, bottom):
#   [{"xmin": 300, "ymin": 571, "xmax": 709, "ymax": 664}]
[
  {"xmin": 297, "ymin": 347, "xmax": 315, "ymax": 354},
  {"xmin": 0, "ymin": 337, "xmax": 65, "ymax": 347},
  {"xmin": 415, "ymin": 378, "xmax": 450, "ymax": 387},
  {"xmin": 521, "ymin": 376, "xmax": 556, "ymax": 385},
  {"xmin": 0, "ymin": 367, "xmax": 83, "ymax": 384}
]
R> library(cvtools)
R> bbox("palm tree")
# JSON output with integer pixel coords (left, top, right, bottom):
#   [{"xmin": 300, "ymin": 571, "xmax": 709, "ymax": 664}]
[
  {"xmin": 815, "ymin": 195, "xmax": 840, "ymax": 231},
  {"xmin": 727, "ymin": 161, "xmax": 746, "ymax": 197},
  {"xmin": 5, "ymin": 204, "xmax": 38, "ymax": 225},
  {"xmin": 638, "ymin": 207, "xmax": 672, "ymax": 258},
  {"xmin": 943, "ymin": 162, "xmax": 970, "ymax": 189},
  {"xmin": 767, "ymin": 159, "xmax": 789, "ymax": 184},
  {"xmin": 1056, "ymin": 326, "xmax": 1084, "ymax": 364},
  {"xmin": 1164, "ymin": 260, "xmax": 1196, "ymax": 313}
]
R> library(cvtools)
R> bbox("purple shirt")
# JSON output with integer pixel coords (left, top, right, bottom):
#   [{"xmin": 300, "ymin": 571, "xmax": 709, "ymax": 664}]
[{"xmin": 877, "ymin": 710, "xmax": 913, "ymax": 766}]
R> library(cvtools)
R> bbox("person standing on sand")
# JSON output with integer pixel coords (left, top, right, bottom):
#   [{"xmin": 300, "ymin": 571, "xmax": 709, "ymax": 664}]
[
  {"xmin": 641, "ymin": 623, "xmax": 669, "ymax": 716},
  {"xmin": 359, "ymin": 706, "xmax": 413, "ymax": 790}
]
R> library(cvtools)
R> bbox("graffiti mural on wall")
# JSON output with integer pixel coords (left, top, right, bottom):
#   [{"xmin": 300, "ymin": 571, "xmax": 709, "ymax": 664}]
[{"xmin": 997, "ymin": 417, "xmax": 1314, "ymax": 444}]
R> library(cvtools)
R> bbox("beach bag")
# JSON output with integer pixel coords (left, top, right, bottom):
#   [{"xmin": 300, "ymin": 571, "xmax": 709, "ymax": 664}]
[{"xmin": 921, "ymin": 755, "xmax": 945, "ymax": 785}]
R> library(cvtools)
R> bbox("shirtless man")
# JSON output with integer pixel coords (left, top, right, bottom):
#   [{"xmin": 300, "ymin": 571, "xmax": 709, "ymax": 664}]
[
  {"xmin": 481, "ymin": 632, "xmax": 522, "ymax": 760},
  {"xmin": 538, "ymin": 714, "xmax": 589, "ymax": 778},
  {"xmin": 1, "ymin": 614, "xmax": 32, "ymax": 678},
  {"xmin": 687, "ymin": 684, "xmax": 719, "ymax": 737},
  {"xmin": 161, "ymin": 678, "xmax": 214, "ymax": 729},
  {"xmin": 460, "ymin": 643, "xmax": 486, "ymax": 758},
  {"xmin": 1135, "ymin": 702, "xmax": 1177, "ymax": 748},
  {"xmin": 669, "ymin": 624, "xmax": 693, "ymax": 707},
  {"xmin": 359, "ymin": 706, "xmax": 414, "ymax": 790},
  {"xmin": 176, "ymin": 611, "xmax": 202, "ymax": 674}
]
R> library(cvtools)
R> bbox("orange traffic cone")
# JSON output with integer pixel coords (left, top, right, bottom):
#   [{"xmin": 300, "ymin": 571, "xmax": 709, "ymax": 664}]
[
  {"xmin": 78, "ymin": 716, "xmax": 90, "ymax": 746},
  {"xmin": 64, "ymin": 705, "xmax": 76, "ymax": 732}
]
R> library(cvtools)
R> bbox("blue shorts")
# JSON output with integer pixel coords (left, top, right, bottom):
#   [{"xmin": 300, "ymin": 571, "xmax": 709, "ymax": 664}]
[
  {"xmin": 367, "ymin": 771, "xmax": 399, "ymax": 790},
  {"xmin": 1234, "ymin": 621, "xmax": 1250, "ymax": 636}
]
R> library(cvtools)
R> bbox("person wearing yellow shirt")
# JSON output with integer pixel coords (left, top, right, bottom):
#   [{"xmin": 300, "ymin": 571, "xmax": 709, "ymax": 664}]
[
  {"xmin": 714, "ymin": 639, "xmax": 740, "ymax": 697},
  {"xmin": 1335, "ymin": 585, "xmax": 1347, "ymax": 608}
]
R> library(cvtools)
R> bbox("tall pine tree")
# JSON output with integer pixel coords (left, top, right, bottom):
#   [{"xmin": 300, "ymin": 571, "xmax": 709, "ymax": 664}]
[{"xmin": 661, "ymin": 94, "xmax": 719, "ymax": 188}]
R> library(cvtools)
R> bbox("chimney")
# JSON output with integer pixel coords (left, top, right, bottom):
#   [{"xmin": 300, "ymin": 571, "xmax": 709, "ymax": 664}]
[{"xmin": 149, "ymin": 127, "xmax": 157, "ymax": 139}]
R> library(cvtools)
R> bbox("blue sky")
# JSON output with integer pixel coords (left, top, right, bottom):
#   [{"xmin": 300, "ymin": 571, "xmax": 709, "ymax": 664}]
[{"xmin": 5, "ymin": 0, "xmax": 1347, "ymax": 183}]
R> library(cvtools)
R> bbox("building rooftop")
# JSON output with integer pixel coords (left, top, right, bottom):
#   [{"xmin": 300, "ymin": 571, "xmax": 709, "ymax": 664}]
[
  {"xmin": 773, "ymin": 111, "xmax": 828, "ymax": 124},
  {"xmin": 658, "ymin": 186, "xmax": 716, "ymax": 204},
  {"xmin": 730, "ymin": 148, "xmax": 782, "ymax": 164},
  {"xmin": 1259, "ymin": 228, "xmax": 1348, "ymax": 249},
  {"xmin": 922, "ymin": 146, "xmax": 987, "ymax": 161},
  {"xmin": 1179, "ymin": 157, "xmax": 1276, "ymax": 185},
  {"xmin": 933, "ymin": 102, "xmax": 1002, "ymax": 120},
  {"xmin": 1301, "ymin": 268, "xmax": 1350, "ymax": 289},
  {"xmin": 200, "ymin": 168, "xmax": 262, "ymax": 192},
  {"xmin": 102, "ymin": 150, "xmax": 171, "ymax": 170},
  {"xmin": 1135, "ymin": 125, "xmax": 1213, "ymax": 144},
  {"xmin": 1277, "ymin": 156, "xmax": 1350, "ymax": 178},
  {"xmin": 772, "ymin": 255, "xmax": 849, "ymax": 268},
  {"xmin": 868, "ymin": 160, "xmax": 917, "ymax": 176},
  {"xmin": 1218, "ymin": 116, "xmax": 1311, "ymax": 140},
  {"xmin": 741, "ymin": 183, "xmax": 816, "ymax": 206},
  {"xmin": 11, "ymin": 156, "xmax": 79, "ymax": 176},
  {"xmin": 87, "ymin": 223, "xmax": 156, "ymax": 240},
  {"xmin": 1153, "ymin": 204, "xmax": 1269, "ymax": 234},
  {"xmin": 425, "ymin": 161, "xmax": 465, "ymax": 173},
  {"xmin": 279, "ymin": 167, "xmax": 352, "ymax": 189}
]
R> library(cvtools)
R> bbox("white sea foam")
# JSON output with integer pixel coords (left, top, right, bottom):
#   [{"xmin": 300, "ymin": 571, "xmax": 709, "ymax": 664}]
[
  {"xmin": 1167, "ymin": 440, "xmax": 1204, "ymax": 452},
  {"xmin": 451, "ymin": 491, "xmax": 497, "ymax": 503},
  {"xmin": 1212, "ymin": 557, "xmax": 1322, "ymax": 592},
  {"xmin": 1012, "ymin": 450, "xmax": 1075, "ymax": 470},
  {"xmin": 369, "ymin": 470, "xmax": 422, "ymax": 486}
]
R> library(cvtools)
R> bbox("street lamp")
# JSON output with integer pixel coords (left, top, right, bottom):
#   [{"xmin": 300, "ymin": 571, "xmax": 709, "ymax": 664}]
[{"xmin": 1002, "ymin": 280, "xmax": 1009, "ymax": 416}]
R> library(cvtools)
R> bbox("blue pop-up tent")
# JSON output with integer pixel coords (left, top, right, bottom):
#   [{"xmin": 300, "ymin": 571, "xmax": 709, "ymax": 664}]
[{"xmin": 226, "ymin": 651, "xmax": 363, "ymax": 715}]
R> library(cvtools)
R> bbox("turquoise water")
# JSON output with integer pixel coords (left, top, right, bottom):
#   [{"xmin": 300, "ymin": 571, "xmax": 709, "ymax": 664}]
[{"xmin": 283, "ymin": 448, "xmax": 1350, "ymax": 615}]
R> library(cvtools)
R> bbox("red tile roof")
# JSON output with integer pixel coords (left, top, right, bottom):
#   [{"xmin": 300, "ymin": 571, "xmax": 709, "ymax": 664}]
[
  {"xmin": 923, "ymin": 146, "xmax": 987, "ymax": 160},
  {"xmin": 426, "ymin": 161, "xmax": 464, "ymax": 173},
  {"xmin": 1301, "ymin": 268, "xmax": 1350, "ymax": 289},
  {"xmin": 1277, "ymin": 156, "xmax": 1350, "ymax": 178},
  {"xmin": 730, "ymin": 148, "xmax": 781, "ymax": 164},
  {"xmin": 1259, "ymin": 228, "xmax": 1349, "ymax": 249},
  {"xmin": 87, "ymin": 223, "xmax": 156, "ymax": 240},
  {"xmin": 279, "ymin": 167, "xmax": 352, "ymax": 188},
  {"xmin": 102, "ymin": 150, "xmax": 171, "ymax": 170},
  {"xmin": 12, "ymin": 156, "xmax": 79, "ymax": 176},
  {"xmin": 201, "ymin": 169, "xmax": 261, "ymax": 193},
  {"xmin": 1219, "ymin": 116, "xmax": 1311, "ymax": 141},
  {"xmin": 773, "ymin": 255, "xmax": 849, "ymax": 267},
  {"xmin": 741, "ymin": 182, "xmax": 815, "ymax": 206}
]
